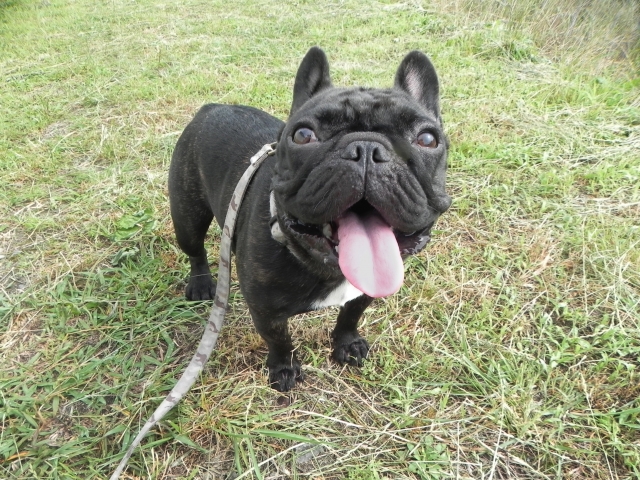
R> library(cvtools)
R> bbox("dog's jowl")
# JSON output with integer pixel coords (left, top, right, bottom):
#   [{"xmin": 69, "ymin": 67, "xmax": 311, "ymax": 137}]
[{"xmin": 169, "ymin": 47, "xmax": 451, "ymax": 391}]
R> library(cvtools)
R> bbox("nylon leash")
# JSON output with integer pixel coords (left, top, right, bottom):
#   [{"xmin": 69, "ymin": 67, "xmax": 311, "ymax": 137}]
[{"xmin": 110, "ymin": 142, "xmax": 276, "ymax": 480}]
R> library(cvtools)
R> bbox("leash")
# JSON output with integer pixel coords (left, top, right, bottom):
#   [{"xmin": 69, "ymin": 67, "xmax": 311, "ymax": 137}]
[{"xmin": 110, "ymin": 142, "xmax": 276, "ymax": 480}]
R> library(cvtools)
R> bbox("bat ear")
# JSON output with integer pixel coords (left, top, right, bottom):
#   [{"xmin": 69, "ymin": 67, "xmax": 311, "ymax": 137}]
[
  {"xmin": 394, "ymin": 51, "xmax": 440, "ymax": 117},
  {"xmin": 290, "ymin": 47, "xmax": 332, "ymax": 115}
]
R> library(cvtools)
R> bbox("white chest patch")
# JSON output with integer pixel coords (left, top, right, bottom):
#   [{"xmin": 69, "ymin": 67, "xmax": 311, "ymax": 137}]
[{"xmin": 311, "ymin": 280, "xmax": 364, "ymax": 309}]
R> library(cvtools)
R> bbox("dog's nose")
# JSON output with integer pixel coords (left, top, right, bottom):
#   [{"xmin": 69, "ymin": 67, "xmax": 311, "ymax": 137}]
[{"xmin": 341, "ymin": 141, "xmax": 391, "ymax": 163}]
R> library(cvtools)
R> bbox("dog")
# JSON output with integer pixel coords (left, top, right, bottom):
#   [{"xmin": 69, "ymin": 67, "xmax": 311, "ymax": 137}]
[{"xmin": 168, "ymin": 47, "xmax": 451, "ymax": 392}]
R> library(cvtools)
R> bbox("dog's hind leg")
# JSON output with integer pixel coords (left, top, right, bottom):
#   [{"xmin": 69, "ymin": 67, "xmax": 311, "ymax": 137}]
[{"xmin": 170, "ymin": 193, "xmax": 217, "ymax": 301}]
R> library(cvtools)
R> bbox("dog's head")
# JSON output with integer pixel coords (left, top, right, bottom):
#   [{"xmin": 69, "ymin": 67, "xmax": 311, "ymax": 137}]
[{"xmin": 272, "ymin": 47, "xmax": 451, "ymax": 297}]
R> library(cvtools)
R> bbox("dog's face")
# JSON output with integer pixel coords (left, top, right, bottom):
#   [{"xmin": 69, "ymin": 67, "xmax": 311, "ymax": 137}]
[{"xmin": 272, "ymin": 48, "xmax": 451, "ymax": 297}]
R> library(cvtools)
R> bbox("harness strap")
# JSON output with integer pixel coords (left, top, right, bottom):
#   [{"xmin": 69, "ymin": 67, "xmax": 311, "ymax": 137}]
[{"xmin": 110, "ymin": 142, "xmax": 276, "ymax": 480}]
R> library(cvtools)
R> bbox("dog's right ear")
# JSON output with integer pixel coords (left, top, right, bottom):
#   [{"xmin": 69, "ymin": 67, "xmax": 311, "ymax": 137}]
[
  {"xmin": 394, "ymin": 51, "xmax": 440, "ymax": 118},
  {"xmin": 290, "ymin": 47, "xmax": 332, "ymax": 116}
]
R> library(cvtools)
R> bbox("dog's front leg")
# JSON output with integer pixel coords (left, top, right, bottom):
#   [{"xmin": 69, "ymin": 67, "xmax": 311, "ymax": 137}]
[
  {"xmin": 251, "ymin": 313, "xmax": 303, "ymax": 392},
  {"xmin": 331, "ymin": 295, "xmax": 374, "ymax": 367}
]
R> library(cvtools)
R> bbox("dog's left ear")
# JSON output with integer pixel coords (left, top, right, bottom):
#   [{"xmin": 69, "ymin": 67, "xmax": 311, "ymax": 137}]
[
  {"xmin": 290, "ymin": 47, "xmax": 332, "ymax": 116},
  {"xmin": 394, "ymin": 51, "xmax": 440, "ymax": 117}
]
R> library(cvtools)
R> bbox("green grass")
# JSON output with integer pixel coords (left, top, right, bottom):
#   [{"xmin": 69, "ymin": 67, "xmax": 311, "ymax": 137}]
[{"xmin": 1, "ymin": 0, "xmax": 639, "ymax": 478}]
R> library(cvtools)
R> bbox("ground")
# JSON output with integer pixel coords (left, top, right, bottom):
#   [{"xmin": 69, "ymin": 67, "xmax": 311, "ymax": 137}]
[{"xmin": 1, "ymin": 0, "xmax": 639, "ymax": 478}]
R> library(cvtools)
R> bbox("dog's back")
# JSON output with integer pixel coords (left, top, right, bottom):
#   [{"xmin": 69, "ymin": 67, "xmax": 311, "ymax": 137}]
[{"xmin": 169, "ymin": 104, "xmax": 283, "ymax": 226}]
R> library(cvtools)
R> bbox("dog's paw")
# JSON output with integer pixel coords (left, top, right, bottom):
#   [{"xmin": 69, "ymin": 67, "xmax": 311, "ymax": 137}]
[
  {"xmin": 268, "ymin": 363, "xmax": 304, "ymax": 392},
  {"xmin": 185, "ymin": 276, "xmax": 217, "ymax": 301},
  {"xmin": 332, "ymin": 332, "xmax": 370, "ymax": 367}
]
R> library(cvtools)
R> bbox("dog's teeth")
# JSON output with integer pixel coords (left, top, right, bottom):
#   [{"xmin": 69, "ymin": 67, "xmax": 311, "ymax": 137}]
[{"xmin": 323, "ymin": 223, "xmax": 332, "ymax": 238}]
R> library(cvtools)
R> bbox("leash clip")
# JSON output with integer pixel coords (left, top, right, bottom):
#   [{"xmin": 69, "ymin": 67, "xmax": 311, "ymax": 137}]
[{"xmin": 250, "ymin": 142, "xmax": 277, "ymax": 164}]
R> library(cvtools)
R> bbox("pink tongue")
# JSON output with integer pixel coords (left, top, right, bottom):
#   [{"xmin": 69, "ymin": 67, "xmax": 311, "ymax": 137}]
[{"xmin": 336, "ymin": 210, "xmax": 404, "ymax": 298}]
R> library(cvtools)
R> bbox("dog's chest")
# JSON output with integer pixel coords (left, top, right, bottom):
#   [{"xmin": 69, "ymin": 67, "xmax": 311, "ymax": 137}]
[
  {"xmin": 311, "ymin": 280, "xmax": 363, "ymax": 309},
  {"xmin": 269, "ymin": 192, "xmax": 364, "ymax": 309}
]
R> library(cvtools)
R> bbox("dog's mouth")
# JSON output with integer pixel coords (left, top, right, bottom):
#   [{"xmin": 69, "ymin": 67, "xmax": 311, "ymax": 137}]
[{"xmin": 279, "ymin": 200, "xmax": 433, "ymax": 297}]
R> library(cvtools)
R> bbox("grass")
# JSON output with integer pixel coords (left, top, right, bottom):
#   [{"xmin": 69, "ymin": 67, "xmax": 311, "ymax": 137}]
[{"xmin": 1, "ymin": 0, "xmax": 639, "ymax": 478}]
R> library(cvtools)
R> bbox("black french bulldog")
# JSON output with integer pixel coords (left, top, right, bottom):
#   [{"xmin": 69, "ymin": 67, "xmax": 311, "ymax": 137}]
[{"xmin": 168, "ymin": 47, "xmax": 451, "ymax": 392}]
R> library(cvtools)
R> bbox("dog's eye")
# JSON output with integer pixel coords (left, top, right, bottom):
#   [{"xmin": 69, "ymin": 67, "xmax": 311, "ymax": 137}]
[
  {"xmin": 293, "ymin": 128, "xmax": 318, "ymax": 145},
  {"xmin": 417, "ymin": 132, "xmax": 437, "ymax": 148}
]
